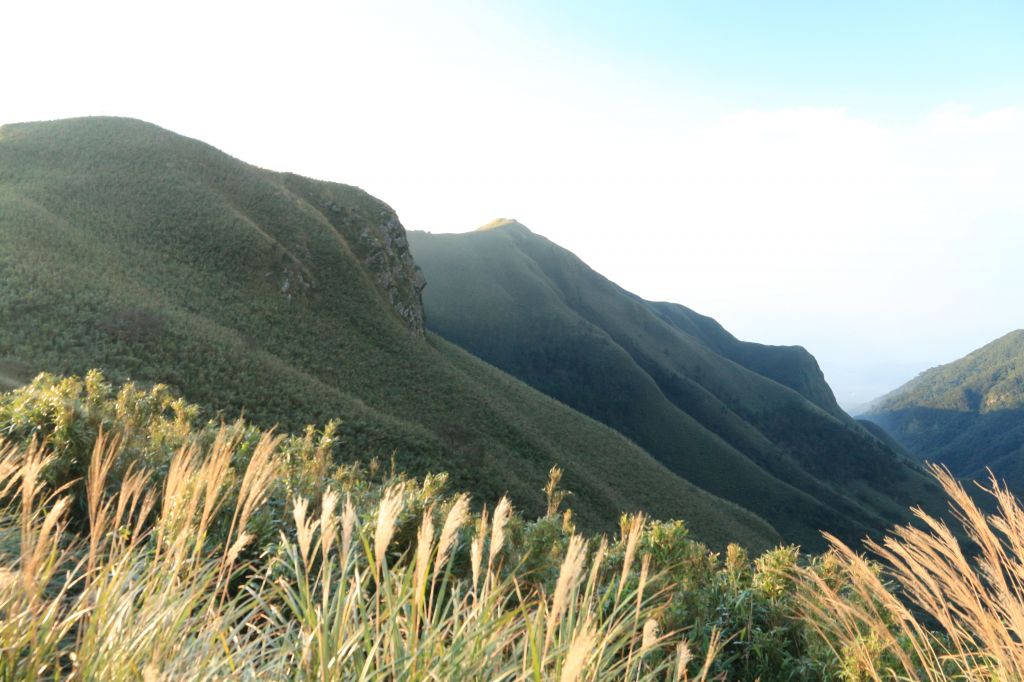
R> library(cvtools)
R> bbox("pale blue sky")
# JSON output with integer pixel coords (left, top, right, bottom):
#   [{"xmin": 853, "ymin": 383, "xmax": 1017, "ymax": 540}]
[
  {"xmin": 2, "ymin": 0, "xmax": 1022, "ymax": 408},
  {"xmin": 509, "ymin": 1, "xmax": 1023, "ymax": 115}
]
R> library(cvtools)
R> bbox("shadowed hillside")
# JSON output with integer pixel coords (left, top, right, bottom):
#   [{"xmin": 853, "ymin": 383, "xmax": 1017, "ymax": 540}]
[
  {"xmin": 867, "ymin": 330, "xmax": 1024, "ymax": 490},
  {"xmin": 0, "ymin": 117, "xmax": 779, "ymax": 550},
  {"xmin": 409, "ymin": 221, "xmax": 947, "ymax": 549}
]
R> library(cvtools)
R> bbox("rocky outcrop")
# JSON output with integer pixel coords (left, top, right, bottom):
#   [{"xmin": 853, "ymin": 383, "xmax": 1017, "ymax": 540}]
[
  {"xmin": 269, "ymin": 258, "xmax": 313, "ymax": 304},
  {"xmin": 308, "ymin": 193, "xmax": 427, "ymax": 337},
  {"xmin": 358, "ymin": 213, "xmax": 427, "ymax": 336}
]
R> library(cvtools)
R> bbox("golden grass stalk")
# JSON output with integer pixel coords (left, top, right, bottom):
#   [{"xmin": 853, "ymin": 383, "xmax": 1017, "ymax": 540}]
[
  {"xmin": 675, "ymin": 638, "xmax": 692, "ymax": 680},
  {"xmin": 292, "ymin": 496, "xmax": 318, "ymax": 567},
  {"xmin": 0, "ymin": 442, "xmax": 22, "ymax": 500},
  {"xmin": 696, "ymin": 628, "xmax": 723, "ymax": 682},
  {"xmin": 636, "ymin": 553, "xmax": 651, "ymax": 620},
  {"xmin": 341, "ymin": 494, "xmax": 357, "ymax": 563},
  {"xmin": 641, "ymin": 618, "xmax": 660, "ymax": 656},
  {"xmin": 585, "ymin": 536, "xmax": 608, "ymax": 598},
  {"xmin": 434, "ymin": 493, "xmax": 469, "ymax": 584},
  {"xmin": 111, "ymin": 464, "xmax": 155, "ymax": 553},
  {"xmin": 374, "ymin": 486, "xmax": 404, "ymax": 576},
  {"xmin": 413, "ymin": 505, "xmax": 435, "ymax": 613},
  {"xmin": 560, "ymin": 617, "xmax": 597, "ymax": 682},
  {"xmin": 86, "ymin": 431, "xmax": 120, "ymax": 572},
  {"xmin": 471, "ymin": 508, "xmax": 488, "ymax": 596},
  {"xmin": 546, "ymin": 534, "xmax": 587, "ymax": 651},
  {"xmin": 18, "ymin": 443, "xmax": 51, "ymax": 561},
  {"xmin": 195, "ymin": 428, "xmax": 238, "ymax": 555},
  {"xmin": 618, "ymin": 513, "xmax": 645, "ymax": 600},
  {"xmin": 545, "ymin": 465, "xmax": 567, "ymax": 518},
  {"xmin": 23, "ymin": 496, "xmax": 69, "ymax": 600},
  {"xmin": 223, "ymin": 431, "xmax": 281, "ymax": 560},
  {"xmin": 488, "ymin": 495, "xmax": 512, "ymax": 572},
  {"xmin": 320, "ymin": 489, "xmax": 340, "ymax": 562},
  {"xmin": 225, "ymin": 531, "xmax": 253, "ymax": 569}
]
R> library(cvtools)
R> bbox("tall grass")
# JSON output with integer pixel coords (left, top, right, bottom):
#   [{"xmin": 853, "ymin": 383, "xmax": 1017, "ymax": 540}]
[
  {"xmin": 0, "ymin": 432, "xmax": 719, "ymax": 680},
  {"xmin": 14, "ymin": 371, "xmax": 1024, "ymax": 679},
  {"xmin": 798, "ymin": 464, "xmax": 1024, "ymax": 680}
]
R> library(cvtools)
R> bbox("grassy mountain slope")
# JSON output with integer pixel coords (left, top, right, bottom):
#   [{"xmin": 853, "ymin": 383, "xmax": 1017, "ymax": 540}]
[
  {"xmin": 0, "ymin": 116, "xmax": 779, "ymax": 550},
  {"xmin": 408, "ymin": 221, "xmax": 946, "ymax": 549},
  {"xmin": 866, "ymin": 330, "xmax": 1024, "ymax": 489},
  {"xmin": 646, "ymin": 301, "xmax": 846, "ymax": 419}
]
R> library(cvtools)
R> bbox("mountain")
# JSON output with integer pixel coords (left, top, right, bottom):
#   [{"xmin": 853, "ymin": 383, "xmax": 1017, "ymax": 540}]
[
  {"xmin": 408, "ymin": 220, "xmax": 947, "ymax": 549},
  {"xmin": 866, "ymin": 330, "xmax": 1024, "ymax": 489},
  {"xmin": 0, "ymin": 117, "xmax": 779, "ymax": 550}
]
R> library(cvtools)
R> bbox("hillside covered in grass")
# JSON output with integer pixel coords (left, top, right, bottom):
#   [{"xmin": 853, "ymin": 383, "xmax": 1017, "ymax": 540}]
[
  {"xmin": 867, "ymin": 329, "xmax": 1024, "ymax": 490},
  {"xmin": 408, "ymin": 221, "xmax": 947, "ymax": 550},
  {"xmin": 4, "ymin": 371, "xmax": 1024, "ymax": 680},
  {"xmin": 0, "ymin": 117, "xmax": 777, "ymax": 550}
]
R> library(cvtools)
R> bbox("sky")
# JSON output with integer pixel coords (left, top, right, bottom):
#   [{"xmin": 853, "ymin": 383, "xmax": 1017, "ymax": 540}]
[{"xmin": 2, "ymin": 0, "xmax": 1023, "ymax": 409}]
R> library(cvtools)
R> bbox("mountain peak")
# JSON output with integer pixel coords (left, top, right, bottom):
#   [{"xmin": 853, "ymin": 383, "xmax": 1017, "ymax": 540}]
[
  {"xmin": 476, "ymin": 218, "xmax": 530, "ymax": 233},
  {"xmin": 2, "ymin": 115, "xmax": 177, "ymax": 142}
]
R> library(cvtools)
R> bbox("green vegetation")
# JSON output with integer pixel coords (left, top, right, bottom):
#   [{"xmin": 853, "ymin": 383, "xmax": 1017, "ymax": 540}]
[
  {"xmin": 0, "ymin": 377, "xmax": 723, "ymax": 680},
  {"xmin": 4, "ymin": 372, "xmax": 1023, "ymax": 680},
  {"xmin": 408, "ymin": 222, "xmax": 947, "ymax": 550},
  {"xmin": 867, "ymin": 330, "xmax": 1024, "ymax": 490},
  {"xmin": 0, "ymin": 117, "xmax": 776, "ymax": 551}
]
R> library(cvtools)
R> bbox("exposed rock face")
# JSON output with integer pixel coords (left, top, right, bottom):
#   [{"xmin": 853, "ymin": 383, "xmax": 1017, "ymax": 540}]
[
  {"xmin": 359, "ymin": 213, "xmax": 427, "ymax": 336},
  {"xmin": 309, "ymin": 194, "xmax": 427, "ymax": 337},
  {"xmin": 271, "ymin": 258, "xmax": 313, "ymax": 304}
]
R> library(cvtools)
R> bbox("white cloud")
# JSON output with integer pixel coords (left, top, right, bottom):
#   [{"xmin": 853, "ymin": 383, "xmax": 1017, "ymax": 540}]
[{"xmin": 923, "ymin": 104, "xmax": 1024, "ymax": 136}]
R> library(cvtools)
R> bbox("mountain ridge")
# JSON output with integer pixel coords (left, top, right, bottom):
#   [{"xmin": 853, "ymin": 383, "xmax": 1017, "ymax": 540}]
[
  {"xmin": 409, "ymin": 221, "xmax": 947, "ymax": 549},
  {"xmin": 866, "ymin": 330, "xmax": 1024, "ymax": 489}
]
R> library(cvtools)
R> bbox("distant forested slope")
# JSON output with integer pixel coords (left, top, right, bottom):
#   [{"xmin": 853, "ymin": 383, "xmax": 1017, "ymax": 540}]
[
  {"xmin": 867, "ymin": 330, "xmax": 1024, "ymax": 489},
  {"xmin": 409, "ymin": 221, "xmax": 947, "ymax": 549}
]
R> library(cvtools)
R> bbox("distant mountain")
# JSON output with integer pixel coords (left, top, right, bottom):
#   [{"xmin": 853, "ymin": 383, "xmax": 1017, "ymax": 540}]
[
  {"xmin": 409, "ymin": 220, "xmax": 947, "ymax": 549},
  {"xmin": 866, "ymin": 330, "xmax": 1024, "ymax": 489},
  {"xmin": 0, "ymin": 117, "xmax": 779, "ymax": 550}
]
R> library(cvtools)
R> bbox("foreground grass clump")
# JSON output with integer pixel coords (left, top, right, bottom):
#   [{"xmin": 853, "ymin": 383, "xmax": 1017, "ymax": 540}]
[
  {"xmin": 799, "ymin": 465, "xmax": 1024, "ymax": 680},
  {"xmin": 1, "ymin": 432, "xmax": 728, "ymax": 680},
  {"xmin": 1, "ymin": 374, "xmax": 744, "ymax": 680},
  {"xmin": 0, "ymin": 372, "xmax": 842, "ymax": 679},
  {"xmin": 6, "ymin": 371, "xmax": 1024, "ymax": 679}
]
